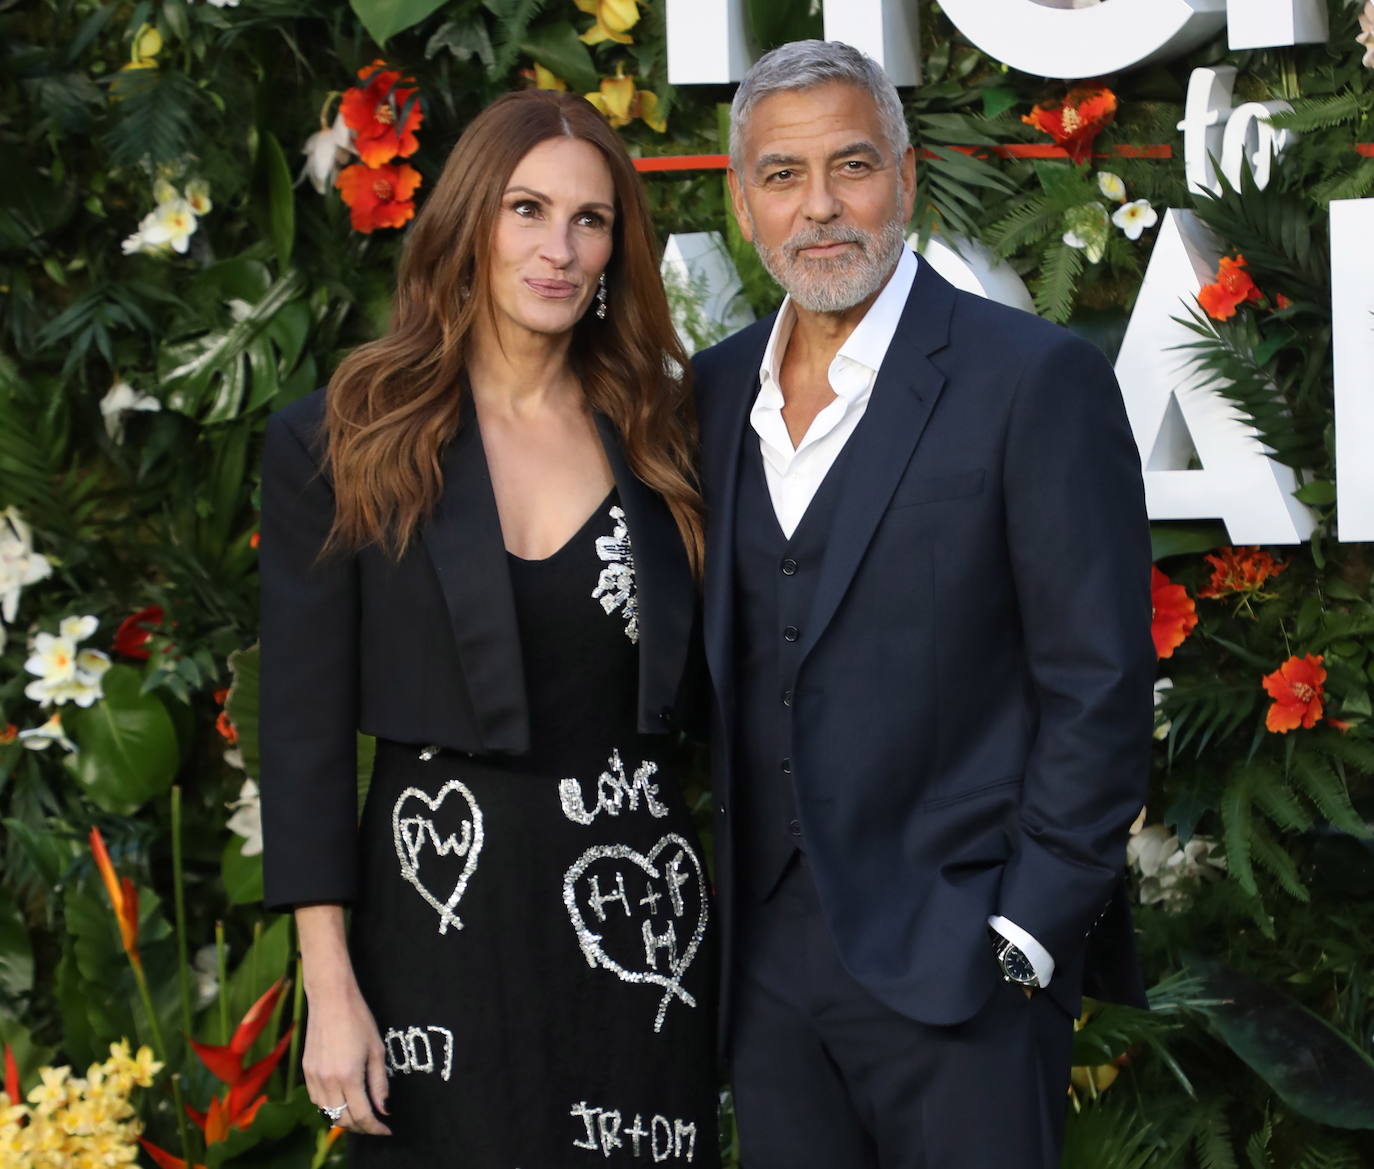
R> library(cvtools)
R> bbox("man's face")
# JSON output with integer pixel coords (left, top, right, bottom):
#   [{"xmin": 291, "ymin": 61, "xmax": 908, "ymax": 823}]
[{"xmin": 729, "ymin": 82, "xmax": 916, "ymax": 314}]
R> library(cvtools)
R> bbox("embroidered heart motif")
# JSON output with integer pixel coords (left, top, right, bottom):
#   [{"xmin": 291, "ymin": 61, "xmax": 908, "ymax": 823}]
[
  {"xmin": 562, "ymin": 833, "xmax": 708, "ymax": 1032},
  {"xmin": 392, "ymin": 779, "xmax": 485, "ymax": 935}
]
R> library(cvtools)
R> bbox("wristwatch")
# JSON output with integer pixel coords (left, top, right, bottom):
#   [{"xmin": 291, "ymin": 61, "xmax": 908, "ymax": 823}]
[{"xmin": 989, "ymin": 928, "xmax": 1042, "ymax": 988}]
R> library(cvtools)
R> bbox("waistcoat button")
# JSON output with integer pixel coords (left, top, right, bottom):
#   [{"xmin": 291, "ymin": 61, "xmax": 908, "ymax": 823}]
[
  {"xmin": 781, "ymin": 558, "xmax": 798, "ymax": 576},
  {"xmin": 783, "ymin": 626, "xmax": 799, "ymax": 642}
]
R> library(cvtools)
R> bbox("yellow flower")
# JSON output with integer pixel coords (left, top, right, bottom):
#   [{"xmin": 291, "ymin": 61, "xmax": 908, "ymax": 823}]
[
  {"xmin": 532, "ymin": 63, "xmax": 567, "ymax": 91},
  {"xmin": 584, "ymin": 66, "xmax": 666, "ymax": 133},
  {"xmin": 123, "ymin": 23, "xmax": 162, "ymax": 70},
  {"xmin": 586, "ymin": 70, "xmax": 636, "ymax": 126},
  {"xmin": 28, "ymin": 1066, "xmax": 71, "ymax": 1114},
  {"xmin": 184, "ymin": 179, "xmax": 213, "ymax": 217},
  {"xmin": 125, "ymin": 1046, "xmax": 161, "ymax": 1089},
  {"xmin": 575, "ymin": 0, "xmax": 640, "ymax": 45}
]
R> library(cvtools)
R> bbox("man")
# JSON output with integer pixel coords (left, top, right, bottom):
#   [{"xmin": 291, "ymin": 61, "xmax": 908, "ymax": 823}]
[{"xmin": 693, "ymin": 40, "xmax": 1154, "ymax": 1169}]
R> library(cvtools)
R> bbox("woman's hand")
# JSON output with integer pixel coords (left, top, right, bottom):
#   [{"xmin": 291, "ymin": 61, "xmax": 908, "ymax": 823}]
[{"xmin": 295, "ymin": 904, "xmax": 392, "ymax": 1136}]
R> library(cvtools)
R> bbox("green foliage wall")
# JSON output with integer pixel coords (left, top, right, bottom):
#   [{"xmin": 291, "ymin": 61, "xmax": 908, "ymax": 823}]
[{"xmin": 2, "ymin": 1, "xmax": 1373, "ymax": 1166}]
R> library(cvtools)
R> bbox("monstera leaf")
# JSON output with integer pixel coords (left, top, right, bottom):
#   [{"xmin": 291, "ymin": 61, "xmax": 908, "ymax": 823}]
[
  {"xmin": 158, "ymin": 260, "xmax": 312, "ymax": 424},
  {"xmin": 63, "ymin": 665, "xmax": 181, "ymax": 814},
  {"xmin": 350, "ymin": 0, "xmax": 448, "ymax": 45}
]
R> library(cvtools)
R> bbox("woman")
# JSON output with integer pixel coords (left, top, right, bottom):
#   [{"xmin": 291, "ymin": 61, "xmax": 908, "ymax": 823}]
[{"xmin": 259, "ymin": 90, "xmax": 716, "ymax": 1167}]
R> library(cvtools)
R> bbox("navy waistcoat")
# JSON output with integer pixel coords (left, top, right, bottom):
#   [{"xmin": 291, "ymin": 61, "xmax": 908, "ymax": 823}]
[{"xmin": 732, "ymin": 426, "xmax": 853, "ymax": 898}]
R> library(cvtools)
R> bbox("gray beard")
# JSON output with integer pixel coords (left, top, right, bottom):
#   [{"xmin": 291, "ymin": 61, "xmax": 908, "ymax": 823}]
[{"xmin": 752, "ymin": 213, "xmax": 908, "ymax": 314}]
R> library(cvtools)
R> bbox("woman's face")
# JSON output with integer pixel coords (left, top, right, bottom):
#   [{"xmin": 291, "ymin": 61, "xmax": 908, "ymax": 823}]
[{"xmin": 487, "ymin": 136, "xmax": 617, "ymax": 340}]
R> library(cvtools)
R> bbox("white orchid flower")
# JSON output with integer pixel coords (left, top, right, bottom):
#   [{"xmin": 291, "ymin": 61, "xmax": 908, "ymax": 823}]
[
  {"xmin": 1062, "ymin": 202, "xmax": 1110, "ymax": 264},
  {"xmin": 226, "ymin": 778, "xmax": 263, "ymax": 856},
  {"xmin": 25, "ymin": 618, "xmax": 109, "ymax": 707},
  {"xmin": 1112, "ymin": 198, "xmax": 1158, "ymax": 241},
  {"xmin": 141, "ymin": 198, "xmax": 198, "ymax": 254},
  {"xmin": 100, "ymin": 380, "xmax": 162, "ymax": 443},
  {"xmin": 185, "ymin": 178, "xmax": 213, "ymax": 216},
  {"xmin": 19, "ymin": 713, "xmax": 78, "ymax": 753},
  {"xmin": 59, "ymin": 615, "xmax": 98, "ymax": 642},
  {"xmin": 1096, "ymin": 171, "xmax": 1127, "ymax": 203},
  {"xmin": 301, "ymin": 113, "xmax": 355, "ymax": 196},
  {"xmin": 0, "ymin": 508, "xmax": 54, "ymax": 624},
  {"xmin": 1153, "ymin": 677, "xmax": 1173, "ymax": 740}
]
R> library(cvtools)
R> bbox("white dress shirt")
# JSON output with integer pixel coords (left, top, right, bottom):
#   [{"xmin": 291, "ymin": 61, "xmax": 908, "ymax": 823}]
[{"xmin": 750, "ymin": 245, "xmax": 1056, "ymax": 989}]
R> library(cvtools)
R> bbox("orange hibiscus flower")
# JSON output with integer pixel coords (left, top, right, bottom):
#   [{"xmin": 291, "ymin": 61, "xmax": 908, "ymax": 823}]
[
  {"xmin": 1197, "ymin": 255, "xmax": 1264, "ymax": 321},
  {"xmin": 340, "ymin": 60, "xmax": 423, "ymax": 168},
  {"xmin": 1198, "ymin": 547, "xmax": 1287, "ymax": 599},
  {"xmin": 336, "ymin": 162, "xmax": 422, "ymax": 234},
  {"xmin": 1151, "ymin": 566, "xmax": 1197, "ymax": 659},
  {"xmin": 1022, "ymin": 87, "xmax": 1117, "ymax": 165},
  {"xmin": 1262, "ymin": 653, "xmax": 1325, "ymax": 732}
]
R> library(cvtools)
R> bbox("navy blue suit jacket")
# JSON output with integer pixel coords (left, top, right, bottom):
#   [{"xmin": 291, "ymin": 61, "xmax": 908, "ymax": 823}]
[{"xmin": 694, "ymin": 260, "xmax": 1154, "ymax": 1027}]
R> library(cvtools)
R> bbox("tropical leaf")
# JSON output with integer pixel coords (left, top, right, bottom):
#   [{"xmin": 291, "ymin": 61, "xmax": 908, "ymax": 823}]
[
  {"xmin": 486, "ymin": 0, "xmax": 548, "ymax": 77},
  {"xmin": 349, "ymin": 0, "xmax": 449, "ymax": 45},
  {"xmin": 1032, "ymin": 240, "xmax": 1083, "ymax": 323}
]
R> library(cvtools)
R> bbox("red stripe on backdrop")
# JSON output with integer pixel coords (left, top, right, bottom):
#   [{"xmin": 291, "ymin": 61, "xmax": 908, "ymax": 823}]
[{"xmin": 634, "ymin": 144, "xmax": 1374, "ymax": 172}]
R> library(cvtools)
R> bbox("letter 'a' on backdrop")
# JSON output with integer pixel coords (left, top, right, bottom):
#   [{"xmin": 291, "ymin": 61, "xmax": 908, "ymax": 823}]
[
  {"xmin": 1114, "ymin": 210, "xmax": 1314, "ymax": 545},
  {"xmin": 1331, "ymin": 199, "xmax": 1374, "ymax": 543}
]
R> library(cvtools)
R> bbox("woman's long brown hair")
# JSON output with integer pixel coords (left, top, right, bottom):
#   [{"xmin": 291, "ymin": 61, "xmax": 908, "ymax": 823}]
[{"xmin": 324, "ymin": 90, "xmax": 704, "ymax": 576}]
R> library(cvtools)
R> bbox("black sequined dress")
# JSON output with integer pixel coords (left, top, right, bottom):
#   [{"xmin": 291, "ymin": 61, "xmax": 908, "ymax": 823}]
[{"xmin": 346, "ymin": 489, "xmax": 718, "ymax": 1168}]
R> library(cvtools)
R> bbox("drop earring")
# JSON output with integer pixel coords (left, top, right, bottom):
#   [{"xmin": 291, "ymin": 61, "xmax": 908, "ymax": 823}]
[{"xmin": 596, "ymin": 272, "xmax": 608, "ymax": 320}]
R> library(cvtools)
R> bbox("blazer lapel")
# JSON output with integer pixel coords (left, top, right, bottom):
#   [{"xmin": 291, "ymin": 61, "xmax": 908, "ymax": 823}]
[
  {"xmin": 797, "ymin": 263, "xmax": 956, "ymax": 666},
  {"xmin": 594, "ymin": 413, "xmax": 693, "ymax": 731},
  {"xmin": 420, "ymin": 417, "xmax": 529, "ymax": 753},
  {"xmin": 702, "ymin": 323, "xmax": 774, "ymax": 730}
]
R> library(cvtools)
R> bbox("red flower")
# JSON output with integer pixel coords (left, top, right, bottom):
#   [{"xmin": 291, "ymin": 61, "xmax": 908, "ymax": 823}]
[
  {"xmin": 89, "ymin": 826, "xmax": 141, "ymax": 969},
  {"xmin": 213, "ymin": 687, "xmax": 238, "ymax": 746},
  {"xmin": 112, "ymin": 604, "xmax": 165, "ymax": 660},
  {"xmin": 1262, "ymin": 653, "xmax": 1326, "ymax": 733},
  {"xmin": 1021, "ymin": 87, "xmax": 1117, "ymax": 164},
  {"xmin": 250, "ymin": 531, "xmax": 260, "ymax": 549},
  {"xmin": 1274, "ymin": 293, "xmax": 1293, "ymax": 311},
  {"xmin": 336, "ymin": 162, "xmax": 422, "ymax": 234},
  {"xmin": 1198, "ymin": 255, "xmax": 1264, "ymax": 321},
  {"xmin": 0, "ymin": 724, "xmax": 16, "ymax": 745},
  {"xmin": 340, "ymin": 60, "xmax": 423, "ymax": 168},
  {"xmin": 1198, "ymin": 547, "xmax": 1287, "ymax": 599},
  {"xmin": 139, "ymin": 1140, "xmax": 207, "ymax": 1169},
  {"xmin": 186, "ymin": 978, "xmax": 294, "ymax": 1145},
  {"xmin": 4, "ymin": 1042, "xmax": 18, "ymax": 1102},
  {"xmin": 1151, "ymin": 566, "xmax": 1197, "ymax": 659}
]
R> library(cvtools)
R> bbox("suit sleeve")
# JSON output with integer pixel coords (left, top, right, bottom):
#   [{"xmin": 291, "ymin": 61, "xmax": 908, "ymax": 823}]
[
  {"xmin": 995, "ymin": 332, "xmax": 1154, "ymax": 967},
  {"xmin": 258, "ymin": 409, "xmax": 360, "ymax": 910}
]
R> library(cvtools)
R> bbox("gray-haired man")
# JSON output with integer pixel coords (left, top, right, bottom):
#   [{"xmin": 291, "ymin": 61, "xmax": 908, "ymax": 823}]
[{"xmin": 692, "ymin": 40, "xmax": 1153, "ymax": 1168}]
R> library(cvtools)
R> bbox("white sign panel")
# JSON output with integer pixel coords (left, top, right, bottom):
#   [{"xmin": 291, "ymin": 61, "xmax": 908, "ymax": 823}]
[
  {"xmin": 665, "ymin": 0, "xmax": 749, "ymax": 85},
  {"xmin": 912, "ymin": 232, "xmax": 1034, "ymax": 315},
  {"xmin": 935, "ymin": 0, "xmax": 1226, "ymax": 81},
  {"xmin": 1332, "ymin": 200, "xmax": 1374, "ymax": 542},
  {"xmin": 1114, "ymin": 209, "xmax": 1314, "ymax": 544},
  {"xmin": 1226, "ymin": 0, "xmax": 1328, "ymax": 49},
  {"xmin": 823, "ymin": 0, "xmax": 922, "ymax": 87}
]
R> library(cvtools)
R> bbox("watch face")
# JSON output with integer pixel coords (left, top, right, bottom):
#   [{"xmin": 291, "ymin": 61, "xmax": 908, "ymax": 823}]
[{"xmin": 1000, "ymin": 945, "xmax": 1037, "ymax": 985}]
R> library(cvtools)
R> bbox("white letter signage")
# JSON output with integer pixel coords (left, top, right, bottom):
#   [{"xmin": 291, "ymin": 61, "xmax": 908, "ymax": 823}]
[
  {"xmin": 1331, "ymin": 199, "xmax": 1374, "ymax": 542},
  {"xmin": 1114, "ymin": 210, "xmax": 1314, "ymax": 544},
  {"xmin": 935, "ymin": 0, "xmax": 1226, "ymax": 81}
]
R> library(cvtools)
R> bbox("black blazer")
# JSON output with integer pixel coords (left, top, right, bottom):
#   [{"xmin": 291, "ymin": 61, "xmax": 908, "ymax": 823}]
[
  {"xmin": 695, "ymin": 261, "xmax": 1155, "ymax": 1026},
  {"xmin": 258, "ymin": 388, "xmax": 699, "ymax": 911}
]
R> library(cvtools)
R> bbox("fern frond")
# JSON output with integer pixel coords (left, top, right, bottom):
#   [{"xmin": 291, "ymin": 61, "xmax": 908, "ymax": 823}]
[
  {"xmin": 1249, "ymin": 819, "xmax": 1310, "ymax": 901},
  {"xmin": 1032, "ymin": 241, "xmax": 1082, "ymax": 323},
  {"xmin": 1268, "ymin": 91, "xmax": 1369, "ymax": 133},
  {"xmin": 1245, "ymin": 1110, "xmax": 1275, "ymax": 1169},
  {"xmin": 103, "ymin": 68, "xmax": 207, "ymax": 168},
  {"xmin": 1194, "ymin": 1101, "xmax": 1239, "ymax": 1169},
  {"xmin": 1311, "ymin": 158, "xmax": 1374, "ymax": 205},
  {"xmin": 1248, "ymin": 761, "xmax": 1313, "ymax": 834},
  {"xmin": 1290, "ymin": 752, "xmax": 1367, "ymax": 836},
  {"xmin": 487, "ymin": 0, "xmax": 547, "ymax": 77},
  {"xmin": 1163, "ymin": 678, "xmax": 1260, "ymax": 760},
  {"xmin": 1222, "ymin": 773, "xmax": 1257, "ymax": 896},
  {"xmin": 988, "ymin": 194, "xmax": 1057, "ymax": 257},
  {"xmin": 1293, "ymin": 1134, "xmax": 1360, "ymax": 1169}
]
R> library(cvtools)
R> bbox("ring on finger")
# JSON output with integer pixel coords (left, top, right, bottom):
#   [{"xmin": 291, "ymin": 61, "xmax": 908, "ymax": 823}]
[{"xmin": 319, "ymin": 1102, "xmax": 348, "ymax": 1125}]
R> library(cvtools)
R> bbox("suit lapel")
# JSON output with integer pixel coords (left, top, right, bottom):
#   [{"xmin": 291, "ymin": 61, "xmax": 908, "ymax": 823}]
[
  {"xmin": 797, "ymin": 264, "xmax": 956, "ymax": 666},
  {"xmin": 594, "ymin": 413, "xmax": 693, "ymax": 729},
  {"xmin": 702, "ymin": 322, "xmax": 774, "ymax": 730},
  {"xmin": 420, "ymin": 416, "xmax": 529, "ymax": 753}
]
